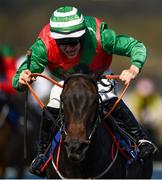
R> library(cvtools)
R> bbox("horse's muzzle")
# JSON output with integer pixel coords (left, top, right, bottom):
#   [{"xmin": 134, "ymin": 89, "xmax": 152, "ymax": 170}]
[{"xmin": 63, "ymin": 140, "xmax": 90, "ymax": 162}]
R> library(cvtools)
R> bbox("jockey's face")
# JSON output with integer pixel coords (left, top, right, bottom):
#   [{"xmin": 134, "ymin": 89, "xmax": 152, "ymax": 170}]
[{"xmin": 57, "ymin": 38, "xmax": 81, "ymax": 59}]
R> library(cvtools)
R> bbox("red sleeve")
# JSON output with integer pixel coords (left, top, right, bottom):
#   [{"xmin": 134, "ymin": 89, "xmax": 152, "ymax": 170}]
[{"xmin": 0, "ymin": 57, "xmax": 16, "ymax": 94}]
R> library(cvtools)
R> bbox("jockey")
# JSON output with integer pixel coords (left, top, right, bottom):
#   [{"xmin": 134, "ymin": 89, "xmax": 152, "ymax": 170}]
[{"xmin": 12, "ymin": 6, "xmax": 156, "ymax": 177}]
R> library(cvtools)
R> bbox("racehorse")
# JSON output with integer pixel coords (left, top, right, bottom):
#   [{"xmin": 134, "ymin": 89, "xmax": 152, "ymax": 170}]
[{"xmin": 41, "ymin": 73, "xmax": 154, "ymax": 179}]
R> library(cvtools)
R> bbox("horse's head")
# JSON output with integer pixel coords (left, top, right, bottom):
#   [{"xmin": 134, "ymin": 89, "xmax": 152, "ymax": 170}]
[{"xmin": 60, "ymin": 73, "xmax": 99, "ymax": 162}]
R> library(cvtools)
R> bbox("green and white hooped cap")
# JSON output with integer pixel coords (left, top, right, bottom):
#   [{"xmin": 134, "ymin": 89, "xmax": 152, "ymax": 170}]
[{"xmin": 50, "ymin": 6, "xmax": 86, "ymax": 39}]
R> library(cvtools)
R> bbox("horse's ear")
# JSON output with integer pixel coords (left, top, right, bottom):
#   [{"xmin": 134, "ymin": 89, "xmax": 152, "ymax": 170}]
[
  {"xmin": 62, "ymin": 72, "xmax": 71, "ymax": 80},
  {"xmin": 90, "ymin": 73, "xmax": 102, "ymax": 82},
  {"xmin": 75, "ymin": 63, "xmax": 91, "ymax": 74}
]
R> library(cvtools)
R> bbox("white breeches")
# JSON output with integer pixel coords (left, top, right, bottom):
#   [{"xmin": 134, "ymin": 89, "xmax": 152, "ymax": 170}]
[{"xmin": 47, "ymin": 79, "xmax": 117, "ymax": 108}]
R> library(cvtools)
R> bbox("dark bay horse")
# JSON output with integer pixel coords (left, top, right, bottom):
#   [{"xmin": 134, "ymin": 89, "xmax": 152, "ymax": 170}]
[{"xmin": 46, "ymin": 73, "xmax": 153, "ymax": 179}]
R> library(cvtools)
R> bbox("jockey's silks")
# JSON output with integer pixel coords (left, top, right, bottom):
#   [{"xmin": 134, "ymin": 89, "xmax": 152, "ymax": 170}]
[
  {"xmin": 13, "ymin": 15, "xmax": 147, "ymax": 91},
  {"xmin": 39, "ymin": 17, "xmax": 112, "ymax": 78}
]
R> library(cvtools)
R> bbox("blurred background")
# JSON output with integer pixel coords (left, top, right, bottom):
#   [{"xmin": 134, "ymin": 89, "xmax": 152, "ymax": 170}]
[{"xmin": 0, "ymin": 0, "xmax": 162, "ymax": 178}]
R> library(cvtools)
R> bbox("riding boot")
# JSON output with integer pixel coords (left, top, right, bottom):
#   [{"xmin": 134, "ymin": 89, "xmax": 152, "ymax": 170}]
[
  {"xmin": 103, "ymin": 98, "xmax": 157, "ymax": 160},
  {"xmin": 29, "ymin": 107, "xmax": 59, "ymax": 177}
]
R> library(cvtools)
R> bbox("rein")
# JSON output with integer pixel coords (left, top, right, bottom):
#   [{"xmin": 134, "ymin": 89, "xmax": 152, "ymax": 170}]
[
  {"xmin": 104, "ymin": 75, "xmax": 130, "ymax": 119},
  {"xmin": 25, "ymin": 73, "xmax": 63, "ymax": 110},
  {"xmin": 25, "ymin": 73, "xmax": 130, "ymax": 178},
  {"xmin": 25, "ymin": 73, "xmax": 130, "ymax": 117}
]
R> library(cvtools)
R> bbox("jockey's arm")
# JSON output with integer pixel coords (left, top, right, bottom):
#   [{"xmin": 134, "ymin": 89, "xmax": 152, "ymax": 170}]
[
  {"xmin": 12, "ymin": 39, "xmax": 48, "ymax": 91},
  {"xmin": 101, "ymin": 27, "xmax": 147, "ymax": 84}
]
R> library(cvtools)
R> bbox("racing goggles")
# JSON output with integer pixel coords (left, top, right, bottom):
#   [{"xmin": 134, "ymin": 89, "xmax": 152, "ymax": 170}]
[{"xmin": 56, "ymin": 38, "xmax": 81, "ymax": 46}]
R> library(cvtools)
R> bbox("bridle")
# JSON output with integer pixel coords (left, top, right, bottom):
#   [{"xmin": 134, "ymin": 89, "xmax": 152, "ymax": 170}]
[
  {"xmin": 25, "ymin": 73, "xmax": 130, "ymax": 140},
  {"xmin": 58, "ymin": 96, "xmax": 100, "ymax": 142},
  {"xmin": 25, "ymin": 73, "xmax": 130, "ymax": 178},
  {"xmin": 60, "ymin": 73, "xmax": 100, "ymax": 141},
  {"xmin": 25, "ymin": 73, "xmax": 129, "ymax": 119}
]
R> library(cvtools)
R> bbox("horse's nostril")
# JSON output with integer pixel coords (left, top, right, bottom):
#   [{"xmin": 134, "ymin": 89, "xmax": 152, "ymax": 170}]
[
  {"xmin": 79, "ymin": 141, "xmax": 90, "ymax": 149},
  {"xmin": 64, "ymin": 140, "xmax": 89, "ymax": 150},
  {"xmin": 79, "ymin": 141, "xmax": 90, "ymax": 154},
  {"xmin": 63, "ymin": 140, "xmax": 90, "ymax": 161},
  {"xmin": 64, "ymin": 141, "xmax": 82, "ymax": 152}
]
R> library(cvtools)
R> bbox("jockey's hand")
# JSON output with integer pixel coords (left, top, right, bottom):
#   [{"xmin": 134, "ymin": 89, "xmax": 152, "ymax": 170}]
[
  {"xmin": 119, "ymin": 65, "xmax": 140, "ymax": 85},
  {"xmin": 19, "ymin": 69, "xmax": 36, "ymax": 87}
]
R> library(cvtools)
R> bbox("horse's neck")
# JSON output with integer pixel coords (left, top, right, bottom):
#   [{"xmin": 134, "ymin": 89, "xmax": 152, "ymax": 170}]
[{"xmin": 83, "ymin": 123, "xmax": 114, "ymax": 175}]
